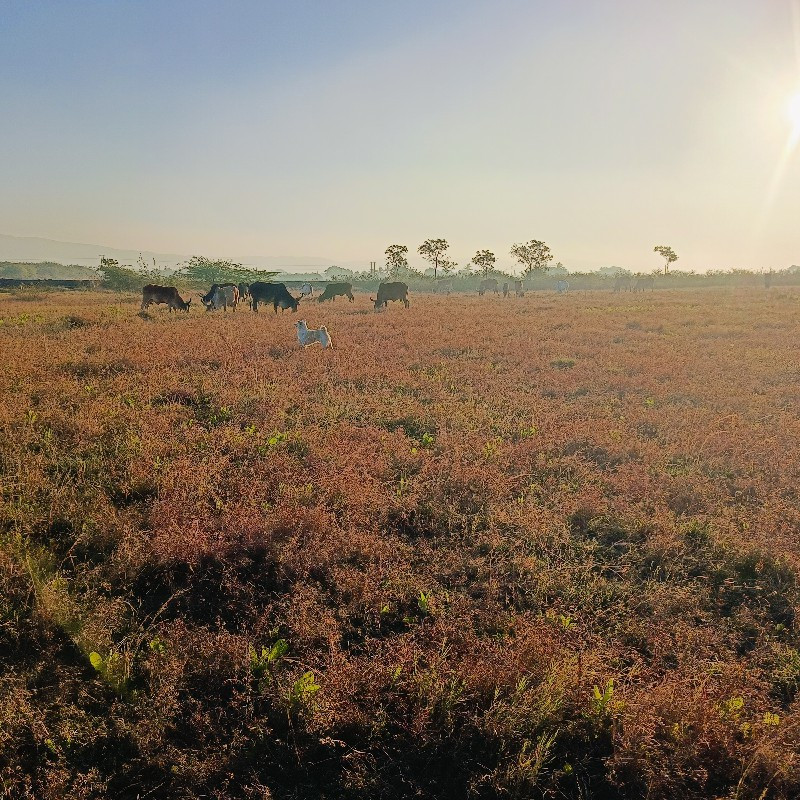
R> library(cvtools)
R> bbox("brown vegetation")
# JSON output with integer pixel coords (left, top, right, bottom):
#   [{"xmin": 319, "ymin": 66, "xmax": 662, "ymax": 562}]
[{"xmin": 1, "ymin": 288, "xmax": 799, "ymax": 799}]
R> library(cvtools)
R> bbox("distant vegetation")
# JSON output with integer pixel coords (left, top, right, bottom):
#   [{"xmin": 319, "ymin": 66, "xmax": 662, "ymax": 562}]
[
  {"xmin": 4, "ymin": 251, "xmax": 800, "ymax": 296},
  {"xmin": 0, "ymin": 261, "xmax": 96, "ymax": 280},
  {"xmin": 95, "ymin": 255, "xmax": 278, "ymax": 291},
  {"xmin": 173, "ymin": 255, "xmax": 277, "ymax": 288}
]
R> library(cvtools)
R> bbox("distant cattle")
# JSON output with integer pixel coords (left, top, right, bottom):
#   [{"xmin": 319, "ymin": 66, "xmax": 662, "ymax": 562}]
[
  {"xmin": 633, "ymin": 276, "xmax": 655, "ymax": 293},
  {"xmin": 201, "ymin": 283, "xmax": 239, "ymax": 312},
  {"xmin": 502, "ymin": 282, "xmax": 509, "ymax": 298},
  {"xmin": 612, "ymin": 275, "xmax": 632, "ymax": 293},
  {"xmin": 435, "ymin": 280, "xmax": 453, "ymax": 295},
  {"xmin": 556, "ymin": 279, "xmax": 570, "ymax": 293},
  {"xmin": 299, "ymin": 283, "xmax": 314, "ymax": 298},
  {"xmin": 478, "ymin": 278, "xmax": 499, "ymax": 296},
  {"xmin": 372, "ymin": 282, "xmax": 409, "ymax": 310},
  {"xmin": 514, "ymin": 279, "xmax": 525, "ymax": 297},
  {"xmin": 141, "ymin": 284, "xmax": 191, "ymax": 312},
  {"xmin": 238, "ymin": 283, "xmax": 250, "ymax": 300},
  {"xmin": 318, "ymin": 282, "xmax": 354, "ymax": 303},
  {"xmin": 249, "ymin": 281, "xmax": 299, "ymax": 313}
]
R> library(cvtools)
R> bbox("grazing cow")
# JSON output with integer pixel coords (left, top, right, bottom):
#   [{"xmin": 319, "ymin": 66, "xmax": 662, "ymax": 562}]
[
  {"xmin": 478, "ymin": 278, "xmax": 499, "ymax": 296},
  {"xmin": 249, "ymin": 281, "xmax": 299, "ymax": 313},
  {"xmin": 238, "ymin": 283, "xmax": 250, "ymax": 300},
  {"xmin": 299, "ymin": 282, "xmax": 314, "ymax": 298},
  {"xmin": 372, "ymin": 281, "xmax": 410, "ymax": 310},
  {"xmin": 556, "ymin": 279, "xmax": 570, "ymax": 293},
  {"xmin": 502, "ymin": 282, "xmax": 509, "ymax": 298},
  {"xmin": 201, "ymin": 283, "xmax": 239, "ymax": 312},
  {"xmin": 141, "ymin": 284, "xmax": 191, "ymax": 312},
  {"xmin": 633, "ymin": 276, "xmax": 655, "ymax": 293},
  {"xmin": 514, "ymin": 279, "xmax": 525, "ymax": 297},
  {"xmin": 295, "ymin": 320, "xmax": 333, "ymax": 349},
  {"xmin": 612, "ymin": 275, "xmax": 632, "ymax": 293},
  {"xmin": 318, "ymin": 282, "xmax": 354, "ymax": 303}
]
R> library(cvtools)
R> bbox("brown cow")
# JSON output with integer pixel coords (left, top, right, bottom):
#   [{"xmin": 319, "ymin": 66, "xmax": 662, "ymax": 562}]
[
  {"xmin": 141, "ymin": 285, "xmax": 191, "ymax": 312},
  {"xmin": 372, "ymin": 282, "xmax": 409, "ymax": 310}
]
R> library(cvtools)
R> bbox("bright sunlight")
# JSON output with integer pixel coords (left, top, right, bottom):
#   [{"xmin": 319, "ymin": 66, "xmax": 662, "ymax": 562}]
[{"xmin": 788, "ymin": 89, "xmax": 800, "ymax": 145}]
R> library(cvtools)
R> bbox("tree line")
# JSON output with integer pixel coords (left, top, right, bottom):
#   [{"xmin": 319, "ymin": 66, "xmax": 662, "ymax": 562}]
[{"xmin": 385, "ymin": 239, "xmax": 559, "ymax": 280}]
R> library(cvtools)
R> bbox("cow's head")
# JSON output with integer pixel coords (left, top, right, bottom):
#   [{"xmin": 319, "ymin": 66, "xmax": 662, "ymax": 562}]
[{"xmin": 182, "ymin": 298, "xmax": 192, "ymax": 312}]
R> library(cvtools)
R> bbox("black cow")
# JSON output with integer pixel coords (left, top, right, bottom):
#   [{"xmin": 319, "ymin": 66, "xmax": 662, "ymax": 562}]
[
  {"xmin": 318, "ymin": 282, "xmax": 354, "ymax": 303},
  {"xmin": 478, "ymin": 278, "xmax": 499, "ymax": 296},
  {"xmin": 141, "ymin": 284, "xmax": 191, "ymax": 312},
  {"xmin": 238, "ymin": 283, "xmax": 250, "ymax": 300},
  {"xmin": 249, "ymin": 281, "xmax": 299, "ymax": 313},
  {"xmin": 372, "ymin": 282, "xmax": 409, "ymax": 310}
]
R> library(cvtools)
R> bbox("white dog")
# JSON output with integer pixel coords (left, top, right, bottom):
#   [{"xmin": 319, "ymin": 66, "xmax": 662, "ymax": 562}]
[{"xmin": 295, "ymin": 319, "xmax": 333, "ymax": 349}]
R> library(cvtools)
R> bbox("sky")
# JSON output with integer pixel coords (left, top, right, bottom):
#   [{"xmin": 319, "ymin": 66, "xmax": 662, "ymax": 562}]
[{"xmin": 1, "ymin": 0, "xmax": 799, "ymax": 272}]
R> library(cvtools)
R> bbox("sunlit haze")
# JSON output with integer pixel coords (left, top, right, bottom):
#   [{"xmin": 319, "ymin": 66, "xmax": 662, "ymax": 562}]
[{"xmin": 2, "ymin": 0, "xmax": 799, "ymax": 272}]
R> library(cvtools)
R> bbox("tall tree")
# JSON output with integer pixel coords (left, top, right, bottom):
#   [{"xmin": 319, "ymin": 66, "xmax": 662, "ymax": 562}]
[
  {"xmin": 510, "ymin": 240, "xmax": 553, "ymax": 276},
  {"xmin": 471, "ymin": 249, "xmax": 496, "ymax": 277},
  {"xmin": 385, "ymin": 244, "xmax": 409, "ymax": 278},
  {"xmin": 418, "ymin": 239, "xmax": 449, "ymax": 279},
  {"xmin": 653, "ymin": 245, "xmax": 678, "ymax": 274}
]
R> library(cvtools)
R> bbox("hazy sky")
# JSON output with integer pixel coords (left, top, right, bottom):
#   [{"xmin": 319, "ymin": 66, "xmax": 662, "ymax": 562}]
[{"xmin": 2, "ymin": 0, "xmax": 799, "ymax": 272}]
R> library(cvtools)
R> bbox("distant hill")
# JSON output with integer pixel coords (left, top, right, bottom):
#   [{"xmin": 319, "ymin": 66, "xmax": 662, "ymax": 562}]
[
  {"xmin": 0, "ymin": 234, "xmax": 184, "ymax": 270},
  {"xmin": 0, "ymin": 261, "xmax": 98, "ymax": 279},
  {"xmin": 0, "ymin": 233, "xmax": 359, "ymax": 274}
]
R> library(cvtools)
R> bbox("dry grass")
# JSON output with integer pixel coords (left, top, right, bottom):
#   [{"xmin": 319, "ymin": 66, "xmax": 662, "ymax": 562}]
[{"xmin": 1, "ymin": 287, "xmax": 799, "ymax": 799}]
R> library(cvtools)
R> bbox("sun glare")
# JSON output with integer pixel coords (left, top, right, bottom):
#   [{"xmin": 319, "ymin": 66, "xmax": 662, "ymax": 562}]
[{"xmin": 788, "ymin": 90, "xmax": 800, "ymax": 144}]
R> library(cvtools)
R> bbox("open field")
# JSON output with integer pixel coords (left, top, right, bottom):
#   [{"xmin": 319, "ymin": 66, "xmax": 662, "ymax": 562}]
[{"xmin": 2, "ymin": 288, "xmax": 800, "ymax": 799}]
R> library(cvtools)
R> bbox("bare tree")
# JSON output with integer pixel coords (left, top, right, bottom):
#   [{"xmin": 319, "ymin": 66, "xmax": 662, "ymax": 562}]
[
  {"xmin": 510, "ymin": 240, "xmax": 553, "ymax": 276},
  {"xmin": 653, "ymin": 245, "xmax": 678, "ymax": 275},
  {"xmin": 471, "ymin": 249, "xmax": 496, "ymax": 277},
  {"xmin": 385, "ymin": 244, "xmax": 409, "ymax": 278},
  {"xmin": 418, "ymin": 239, "xmax": 449, "ymax": 279}
]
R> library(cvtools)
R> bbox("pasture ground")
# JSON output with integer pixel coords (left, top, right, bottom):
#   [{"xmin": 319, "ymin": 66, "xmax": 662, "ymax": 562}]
[{"xmin": 1, "ymin": 288, "xmax": 799, "ymax": 799}]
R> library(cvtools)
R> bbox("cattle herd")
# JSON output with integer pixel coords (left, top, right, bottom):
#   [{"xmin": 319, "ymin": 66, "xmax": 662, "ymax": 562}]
[
  {"xmin": 141, "ymin": 280, "xmax": 415, "ymax": 316},
  {"xmin": 139, "ymin": 275, "xmax": 655, "ymax": 346}
]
